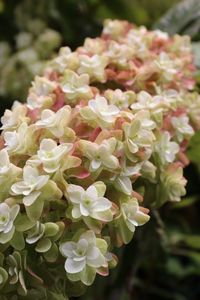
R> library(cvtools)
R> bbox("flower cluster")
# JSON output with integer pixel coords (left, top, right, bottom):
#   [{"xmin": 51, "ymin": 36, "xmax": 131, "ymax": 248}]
[{"xmin": 0, "ymin": 19, "xmax": 198, "ymax": 298}]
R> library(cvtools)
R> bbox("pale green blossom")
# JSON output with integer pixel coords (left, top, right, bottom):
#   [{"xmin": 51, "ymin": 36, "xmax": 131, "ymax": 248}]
[
  {"xmin": 171, "ymin": 114, "xmax": 194, "ymax": 142},
  {"xmin": 154, "ymin": 132, "xmax": 179, "ymax": 165},
  {"xmin": 121, "ymin": 198, "xmax": 150, "ymax": 232}
]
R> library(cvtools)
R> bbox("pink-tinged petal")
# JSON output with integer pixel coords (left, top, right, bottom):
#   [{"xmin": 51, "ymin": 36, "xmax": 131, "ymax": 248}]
[{"xmin": 65, "ymin": 258, "xmax": 86, "ymax": 274}]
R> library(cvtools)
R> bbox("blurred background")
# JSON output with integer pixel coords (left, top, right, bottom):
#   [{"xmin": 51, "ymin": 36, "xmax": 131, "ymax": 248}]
[{"xmin": 0, "ymin": 0, "xmax": 200, "ymax": 299}]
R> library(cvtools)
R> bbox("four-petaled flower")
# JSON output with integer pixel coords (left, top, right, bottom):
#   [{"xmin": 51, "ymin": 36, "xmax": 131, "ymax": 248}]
[
  {"xmin": 36, "ymin": 139, "xmax": 73, "ymax": 173},
  {"xmin": 80, "ymin": 137, "xmax": 119, "ymax": 172},
  {"xmin": 0, "ymin": 203, "xmax": 20, "ymax": 244},
  {"xmin": 60, "ymin": 70, "xmax": 92, "ymax": 102},
  {"xmin": 78, "ymin": 54, "xmax": 108, "ymax": 82},
  {"xmin": 80, "ymin": 95, "xmax": 120, "ymax": 128},
  {"xmin": 171, "ymin": 114, "xmax": 194, "ymax": 142},
  {"xmin": 121, "ymin": 198, "xmax": 150, "ymax": 232},
  {"xmin": 154, "ymin": 131, "xmax": 179, "ymax": 165},
  {"xmin": 67, "ymin": 182, "xmax": 113, "ymax": 222},
  {"xmin": 60, "ymin": 230, "xmax": 107, "ymax": 284},
  {"xmin": 11, "ymin": 166, "xmax": 49, "ymax": 206},
  {"xmin": 35, "ymin": 105, "xmax": 72, "ymax": 138}
]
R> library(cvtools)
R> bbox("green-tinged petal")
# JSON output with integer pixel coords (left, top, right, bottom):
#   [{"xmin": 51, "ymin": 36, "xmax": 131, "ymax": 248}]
[
  {"xmin": 44, "ymin": 223, "xmax": 59, "ymax": 237},
  {"xmin": 92, "ymin": 181, "xmax": 106, "ymax": 197},
  {"xmin": 10, "ymin": 231, "xmax": 25, "ymax": 250},
  {"xmin": 36, "ymin": 238, "xmax": 52, "ymax": 253},
  {"xmin": 80, "ymin": 265, "xmax": 96, "ymax": 286},
  {"xmin": 0, "ymin": 226, "xmax": 15, "ymax": 244},
  {"xmin": 25, "ymin": 198, "xmax": 44, "ymax": 222}
]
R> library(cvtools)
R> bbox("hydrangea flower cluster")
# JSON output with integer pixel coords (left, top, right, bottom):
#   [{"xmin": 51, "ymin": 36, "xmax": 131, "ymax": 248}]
[{"xmin": 0, "ymin": 19, "xmax": 199, "ymax": 299}]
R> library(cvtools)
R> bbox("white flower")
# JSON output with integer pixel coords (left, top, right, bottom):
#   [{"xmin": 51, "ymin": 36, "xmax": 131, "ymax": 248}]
[
  {"xmin": 154, "ymin": 131, "xmax": 179, "ymax": 165},
  {"xmin": 3, "ymin": 122, "xmax": 30, "ymax": 155},
  {"xmin": 105, "ymin": 89, "xmax": 135, "ymax": 109},
  {"xmin": 106, "ymin": 41, "xmax": 134, "ymax": 68},
  {"xmin": 82, "ymin": 38, "xmax": 105, "ymax": 55},
  {"xmin": 36, "ymin": 139, "xmax": 73, "ymax": 173},
  {"xmin": 78, "ymin": 54, "xmax": 108, "ymax": 82},
  {"xmin": 27, "ymin": 93, "xmax": 53, "ymax": 110},
  {"xmin": 60, "ymin": 70, "xmax": 92, "ymax": 102},
  {"xmin": 155, "ymin": 52, "xmax": 177, "ymax": 81},
  {"xmin": 60, "ymin": 231, "xmax": 106, "ymax": 275},
  {"xmin": 35, "ymin": 105, "xmax": 72, "ymax": 138},
  {"xmin": 1, "ymin": 101, "xmax": 28, "ymax": 131},
  {"xmin": 67, "ymin": 182, "xmax": 112, "ymax": 222},
  {"xmin": 121, "ymin": 198, "xmax": 150, "ymax": 232},
  {"xmin": 11, "ymin": 166, "xmax": 49, "ymax": 206},
  {"xmin": 80, "ymin": 95, "xmax": 120, "ymax": 128},
  {"xmin": 80, "ymin": 137, "xmax": 119, "ymax": 172},
  {"xmin": 0, "ymin": 149, "xmax": 12, "ymax": 177},
  {"xmin": 171, "ymin": 114, "xmax": 194, "ymax": 142},
  {"xmin": 103, "ymin": 19, "xmax": 126, "ymax": 38},
  {"xmin": 131, "ymin": 91, "xmax": 163, "ymax": 113},
  {"xmin": 123, "ymin": 110, "xmax": 155, "ymax": 156},
  {"xmin": 0, "ymin": 203, "xmax": 19, "ymax": 234},
  {"xmin": 50, "ymin": 47, "xmax": 79, "ymax": 72},
  {"xmin": 30, "ymin": 76, "xmax": 57, "ymax": 97}
]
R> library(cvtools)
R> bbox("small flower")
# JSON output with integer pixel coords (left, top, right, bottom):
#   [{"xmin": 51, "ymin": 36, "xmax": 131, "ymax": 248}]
[
  {"xmin": 1, "ymin": 101, "xmax": 29, "ymax": 131},
  {"xmin": 121, "ymin": 198, "xmax": 150, "ymax": 232},
  {"xmin": 60, "ymin": 230, "xmax": 107, "ymax": 284},
  {"xmin": 0, "ymin": 203, "xmax": 20, "ymax": 244},
  {"xmin": 11, "ymin": 166, "xmax": 49, "ymax": 206},
  {"xmin": 35, "ymin": 105, "xmax": 73, "ymax": 138},
  {"xmin": 123, "ymin": 110, "xmax": 155, "ymax": 160},
  {"xmin": 80, "ymin": 137, "xmax": 119, "ymax": 172},
  {"xmin": 160, "ymin": 166, "xmax": 187, "ymax": 202},
  {"xmin": 155, "ymin": 52, "xmax": 177, "ymax": 81},
  {"xmin": 131, "ymin": 91, "xmax": 163, "ymax": 114},
  {"xmin": 154, "ymin": 131, "xmax": 179, "ymax": 165},
  {"xmin": 80, "ymin": 95, "xmax": 120, "ymax": 128},
  {"xmin": 105, "ymin": 89, "xmax": 135, "ymax": 109},
  {"xmin": 0, "ymin": 149, "xmax": 12, "ymax": 178},
  {"xmin": 36, "ymin": 139, "xmax": 73, "ymax": 173},
  {"xmin": 78, "ymin": 54, "xmax": 108, "ymax": 82},
  {"xmin": 171, "ymin": 114, "xmax": 194, "ymax": 142},
  {"xmin": 49, "ymin": 47, "xmax": 79, "ymax": 73},
  {"xmin": 106, "ymin": 41, "xmax": 134, "ymax": 68},
  {"xmin": 3, "ymin": 122, "xmax": 32, "ymax": 155},
  {"xmin": 60, "ymin": 70, "xmax": 92, "ymax": 102},
  {"xmin": 67, "ymin": 182, "xmax": 113, "ymax": 222},
  {"xmin": 103, "ymin": 19, "xmax": 127, "ymax": 38},
  {"xmin": 30, "ymin": 76, "xmax": 57, "ymax": 97}
]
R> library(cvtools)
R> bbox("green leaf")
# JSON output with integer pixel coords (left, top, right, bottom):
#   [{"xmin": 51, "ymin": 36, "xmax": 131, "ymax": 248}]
[
  {"xmin": 36, "ymin": 238, "xmax": 52, "ymax": 253},
  {"xmin": 15, "ymin": 214, "xmax": 36, "ymax": 232},
  {"xmin": 10, "ymin": 231, "xmax": 25, "ymax": 250},
  {"xmin": 43, "ymin": 243, "xmax": 59, "ymax": 262},
  {"xmin": 44, "ymin": 223, "xmax": 59, "ymax": 237},
  {"xmin": 25, "ymin": 199, "xmax": 44, "ymax": 222},
  {"xmin": 187, "ymin": 130, "xmax": 200, "ymax": 164}
]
